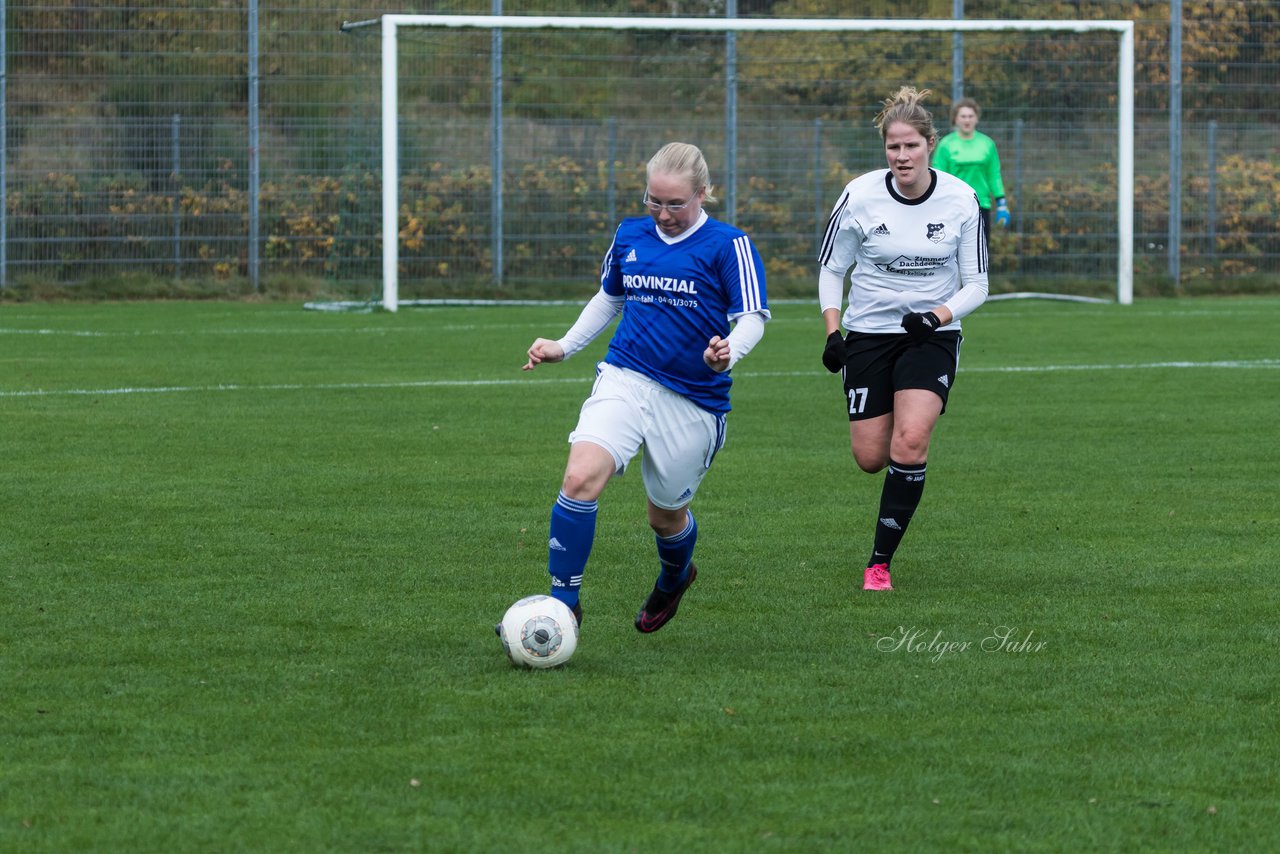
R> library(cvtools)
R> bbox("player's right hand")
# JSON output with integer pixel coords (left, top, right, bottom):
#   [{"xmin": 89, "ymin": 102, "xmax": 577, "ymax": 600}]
[
  {"xmin": 821, "ymin": 331, "xmax": 845, "ymax": 373},
  {"xmin": 523, "ymin": 338, "xmax": 565, "ymax": 371}
]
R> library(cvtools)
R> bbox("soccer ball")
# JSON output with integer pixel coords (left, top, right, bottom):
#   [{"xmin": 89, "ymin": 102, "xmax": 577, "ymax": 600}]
[{"xmin": 497, "ymin": 595, "xmax": 578, "ymax": 669}]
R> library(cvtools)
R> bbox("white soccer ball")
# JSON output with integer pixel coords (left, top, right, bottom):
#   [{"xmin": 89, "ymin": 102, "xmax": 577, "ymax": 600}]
[{"xmin": 497, "ymin": 595, "xmax": 578, "ymax": 669}]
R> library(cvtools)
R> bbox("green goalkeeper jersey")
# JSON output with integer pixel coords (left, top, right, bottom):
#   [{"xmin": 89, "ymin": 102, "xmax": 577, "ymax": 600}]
[{"xmin": 932, "ymin": 130, "xmax": 1006, "ymax": 210}]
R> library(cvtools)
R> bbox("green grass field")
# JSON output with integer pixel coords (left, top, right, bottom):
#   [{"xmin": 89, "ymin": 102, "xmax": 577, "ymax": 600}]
[{"xmin": 2, "ymin": 296, "xmax": 1277, "ymax": 851}]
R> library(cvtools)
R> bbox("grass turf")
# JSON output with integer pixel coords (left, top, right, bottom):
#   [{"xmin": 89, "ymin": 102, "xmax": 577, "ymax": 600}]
[{"xmin": 1, "ymin": 297, "xmax": 1277, "ymax": 851}]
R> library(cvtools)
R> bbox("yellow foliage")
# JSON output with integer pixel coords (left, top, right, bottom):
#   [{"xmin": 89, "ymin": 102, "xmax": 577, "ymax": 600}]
[{"xmin": 8, "ymin": 150, "xmax": 1280, "ymax": 282}]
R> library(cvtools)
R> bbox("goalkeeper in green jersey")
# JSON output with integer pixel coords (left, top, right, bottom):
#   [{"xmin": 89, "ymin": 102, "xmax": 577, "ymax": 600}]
[{"xmin": 932, "ymin": 98, "xmax": 1009, "ymax": 244}]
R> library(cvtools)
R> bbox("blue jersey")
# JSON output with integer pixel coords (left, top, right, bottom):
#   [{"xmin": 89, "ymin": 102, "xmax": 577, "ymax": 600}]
[{"xmin": 599, "ymin": 214, "xmax": 769, "ymax": 414}]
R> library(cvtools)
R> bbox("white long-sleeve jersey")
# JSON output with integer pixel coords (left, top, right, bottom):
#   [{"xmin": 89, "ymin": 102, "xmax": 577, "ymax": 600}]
[{"xmin": 818, "ymin": 168, "xmax": 989, "ymax": 333}]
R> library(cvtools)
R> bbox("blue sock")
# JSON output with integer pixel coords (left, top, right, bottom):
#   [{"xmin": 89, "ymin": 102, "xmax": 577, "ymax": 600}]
[
  {"xmin": 547, "ymin": 492, "xmax": 597, "ymax": 609},
  {"xmin": 654, "ymin": 511, "xmax": 697, "ymax": 592}
]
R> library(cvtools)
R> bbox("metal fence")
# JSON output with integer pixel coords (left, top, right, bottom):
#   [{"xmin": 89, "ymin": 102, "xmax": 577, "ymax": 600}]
[{"xmin": 3, "ymin": 1, "xmax": 1279, "ymax": 296}]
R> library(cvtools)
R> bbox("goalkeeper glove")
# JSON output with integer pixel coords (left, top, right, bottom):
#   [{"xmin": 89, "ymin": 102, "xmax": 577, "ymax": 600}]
[
  {"xmin": 821, "ymin": 331, "xmax": 846, "ymax": 373},
  {"xmin": 901, "ymin": 311, "xmax": 941, "ymax": 343},
  {"xmin": 995, "ymin": 198, "xmax": 1010, "ymax": 228}
]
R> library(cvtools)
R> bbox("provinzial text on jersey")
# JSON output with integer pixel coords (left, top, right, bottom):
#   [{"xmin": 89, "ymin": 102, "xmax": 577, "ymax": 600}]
[{"xmin": 623, "ymin": 274, "xmax": 701, "ymax": 295}]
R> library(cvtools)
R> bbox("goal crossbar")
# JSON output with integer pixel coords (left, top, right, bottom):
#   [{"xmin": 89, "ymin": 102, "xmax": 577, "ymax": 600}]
[{"xmin": 359, "ymin": 14, "xmax": 1135, "ymax": 310}]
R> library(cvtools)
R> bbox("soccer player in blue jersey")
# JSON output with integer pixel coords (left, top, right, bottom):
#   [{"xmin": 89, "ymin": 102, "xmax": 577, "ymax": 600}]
[
  {"xmin": 522, "ymin": 142, "xmax": 769, "ymax": 632},
  {"xmin": 818, "ymin": 87, "xmax": 989, "ymax": 592}
]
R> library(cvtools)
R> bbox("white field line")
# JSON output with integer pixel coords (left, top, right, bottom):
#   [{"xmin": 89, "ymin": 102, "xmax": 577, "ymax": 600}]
[
  {"xmin": 2, "ymin": 359, "xmax": 1277, "ymax": 399},
  {"xmin": 0, "ymin": 303, "xmax": 1276, "ymax": 339},
  {"xmin": 0, "ymin": 326, "xmax": 418, "ymax": 337},
  {"xmin": 0, "ymin": 306, "xmax": 1274, "ymax": 338}
]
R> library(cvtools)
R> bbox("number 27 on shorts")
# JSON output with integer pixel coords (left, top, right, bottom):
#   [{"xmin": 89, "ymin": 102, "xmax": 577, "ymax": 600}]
[{"xmin": 847, "ymin": 387, "xmax": 868, "ymax": 415}]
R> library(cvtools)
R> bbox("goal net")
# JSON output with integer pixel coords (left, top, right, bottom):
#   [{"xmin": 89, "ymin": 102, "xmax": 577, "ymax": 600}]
[{"xmin": 339, "ymin": 14, "xmax": 1133, "ymax": 311}]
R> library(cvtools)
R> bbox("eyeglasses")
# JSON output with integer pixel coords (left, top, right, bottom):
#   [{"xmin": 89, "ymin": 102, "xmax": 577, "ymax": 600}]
[{"xmin": 643, "ymin": 190, "xmax": 700, "ymax": 213}]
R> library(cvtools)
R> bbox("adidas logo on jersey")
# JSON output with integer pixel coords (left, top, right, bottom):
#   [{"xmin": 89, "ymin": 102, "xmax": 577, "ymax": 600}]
[
  {"xmin": 624, "ymin": 249, "xmax": 637, "ymax": 263},
  {"xmin": 937, "ymin": 374, "xmax": 950, "ymax": 388},
  {"xmin": 549, "ymin": 537, "xmax": 567, "ymax": 552},
  {"xmin": 871, "ymin": 223, "xmax": 890, "ymax": 236}
]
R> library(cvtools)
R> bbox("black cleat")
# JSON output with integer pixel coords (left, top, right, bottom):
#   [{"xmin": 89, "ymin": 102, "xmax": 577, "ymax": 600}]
[{"xmin": 634, "ymin": 564, "xmax": 697, "ymax": 634}]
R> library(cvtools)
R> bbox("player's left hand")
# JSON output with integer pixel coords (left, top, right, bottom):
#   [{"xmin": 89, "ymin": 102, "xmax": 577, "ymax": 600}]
[
  {"xmin": 901, "ymin": 310, "xmax": 941, "ymax": 343},
  {"xmin": 995, "ymin": 198, "xmax": 1011, "ymax": 228},
  {"xmin": 704, "ymin": 335, "xmax": 731, "ymax": 373}
]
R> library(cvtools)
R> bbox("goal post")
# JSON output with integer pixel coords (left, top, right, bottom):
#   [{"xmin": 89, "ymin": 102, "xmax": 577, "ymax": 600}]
[{"xmin": 353, "ymin": 14, "xmax": 1134, "ymax": 311}]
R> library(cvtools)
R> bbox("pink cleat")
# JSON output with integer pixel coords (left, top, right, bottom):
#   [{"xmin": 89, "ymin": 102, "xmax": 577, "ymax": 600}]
[{"xmin": 863, "ymin": 563, "xmax": 893, "ymax": 591}]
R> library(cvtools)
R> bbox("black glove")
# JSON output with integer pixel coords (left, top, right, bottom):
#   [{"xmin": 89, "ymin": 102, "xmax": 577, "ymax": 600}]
[
  {"xmin": 821, "ymin": 331, "xmax": 846, "ymax": 373},
  {"xmin": 901, "ymin": 311, "xmax": 941, "ymax": 343}
]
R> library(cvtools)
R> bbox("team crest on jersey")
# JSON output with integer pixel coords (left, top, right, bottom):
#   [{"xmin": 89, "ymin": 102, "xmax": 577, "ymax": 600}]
[
  {"xmin": 625, "ymin": 248, "xmax": 638, "ymax": 263},
  {"xmin": 871, "ymin": 223, "xmax": 890, "ymax": 236},
  {"xmin": 926, "ymin": 222, "xmax": 946, "ymax": 243}
]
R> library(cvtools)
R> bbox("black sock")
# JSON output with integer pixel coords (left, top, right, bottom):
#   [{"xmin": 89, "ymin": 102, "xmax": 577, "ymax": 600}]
[{"xmin": 869, "ymin": 459, "xmax": 927, "ymax": 568}]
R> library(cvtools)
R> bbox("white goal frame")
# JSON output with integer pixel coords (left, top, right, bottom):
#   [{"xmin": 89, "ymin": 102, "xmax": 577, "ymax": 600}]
[{"xmin": 354, "ymin": 14, "xmax": 1134, "ymax": 311}]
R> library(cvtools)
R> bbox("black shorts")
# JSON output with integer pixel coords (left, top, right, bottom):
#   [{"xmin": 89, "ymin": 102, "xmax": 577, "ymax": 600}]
[{"xmin": 839, "ymin": 331, "xmax": 963, "ymax": 421}]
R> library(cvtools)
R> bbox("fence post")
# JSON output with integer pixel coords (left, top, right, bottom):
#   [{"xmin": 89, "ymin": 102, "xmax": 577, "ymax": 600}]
[
  {"xmin": 951, "ymin": 0, "xmax": 964, "ymax": 104},
  {"xmin": 248, "ymin": 0, "xmax": 261, "ymax": 291},
  {"xmin": 606, "ymin": 117, "xmax": 617, "ymax": 227},
  {"xmin": 1013, "ymin": 117, "xmax": 1024, "ymax": 235},
  {"xmin": 172, "ymin": 113, "xmax": 182, "ymax": 277},
  {"xmin": 813, "ymin": 118, "xmax": 823, "ymax": 254},
  {"xmin": 491, "ymin": 0, "xmax": 504, "ymax": 287},
  {"xmin": 1168, "ymin": 0, "xmax": 1183, "ymax": 288},
  {"xmin": 1013, "ymin": 118, "xmax": 1023, "ymax": 272},
  {"xmin": 724, "ymin": 0, "xmax": 738, "ymax": 224},
  {"xmin": 1, "ymin": 0, "xmax": 7, "ymax": 288},
  {"xmin": 1207, "ymin": 119, "xmax": 1217, "ymax": 260}
]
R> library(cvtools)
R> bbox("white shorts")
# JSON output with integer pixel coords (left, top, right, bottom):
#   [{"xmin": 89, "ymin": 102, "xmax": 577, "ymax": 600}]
[{"xmin": 569, "ymin": 363, "xmax": 727, "ymax": 510}]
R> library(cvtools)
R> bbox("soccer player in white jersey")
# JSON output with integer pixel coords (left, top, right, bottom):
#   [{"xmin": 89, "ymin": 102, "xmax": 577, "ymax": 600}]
[
  {"xmin": 523, "ymin": 142, "xmax": 770, "ymax": 632},
  {"xmin": 817, "ymin": 87, "xmax": 989, "ymax": 592}
]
